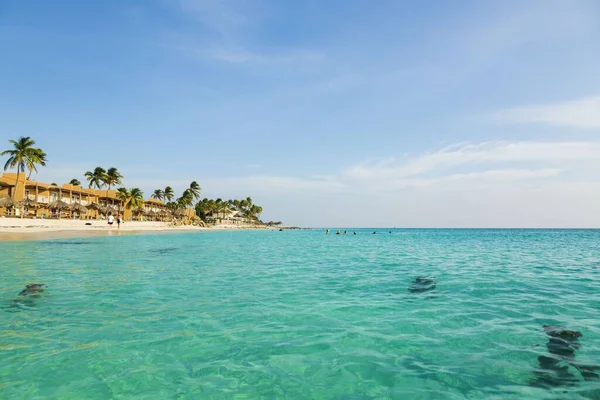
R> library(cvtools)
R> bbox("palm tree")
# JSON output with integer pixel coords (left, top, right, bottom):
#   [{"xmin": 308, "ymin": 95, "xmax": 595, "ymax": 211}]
[
  {"xmin": 26, "ymin": 148, "xmax": 48, "ymax": 180},
  {"xmin": 104, "ymin": 167, "xmax": 123, "ymax": 195},
  {"xmin": 164, "ymin": 186, "xmax": 174, "ymax": 202},
  {"xmin": 1, "ymin": 137, "xmax": 47, "ymax": 199},
  {"xmin": 188, "ymin": 181, "xmax": 201, "ymax": 202},
  {"xmin": 85, "ymin": 167, "xmax": 106, "ymax": 190},
  {"xmin": 116, "ymin": 187, "xmax": 129, "ymax": 215},
  {"xmin": 127, "ymin": 188, "xmax": 144, "ymax": 210},
  {"xmin": 177, "ymin": 189, "xmax": 194, "ymax": 210},
  {"xmin": 117, "ymin": 187, "xmax": 144, "ymax": 218},
  {"xmin": 151, "ymin": 189, "xmax": 164, "ymax": 201},
  {"xmin": 69, "ymin": 179, "xmax": 81, "ymax": 186}
]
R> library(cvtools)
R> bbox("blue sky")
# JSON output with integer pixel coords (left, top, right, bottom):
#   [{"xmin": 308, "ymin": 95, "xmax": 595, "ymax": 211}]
[{"xmin": 1, "ymin": 0, "xmax": 600, "ymax": 227}]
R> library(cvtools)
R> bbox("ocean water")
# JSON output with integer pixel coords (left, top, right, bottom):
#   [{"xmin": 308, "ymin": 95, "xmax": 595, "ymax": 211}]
[{"xmin": 1, "ymin": 229, "xmax": 600, "ymax": 399}]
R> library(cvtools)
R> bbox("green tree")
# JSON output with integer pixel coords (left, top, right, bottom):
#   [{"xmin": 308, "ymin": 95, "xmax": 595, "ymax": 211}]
[
  {"xmin": 188, "ymin": 181, "xmax": 201, "ymax": 202},
  {"xmin": 69, "ymin": 179, "xmax": 81, "ymax": 186},
  {"xmin": 116, "ymin": 187, "xmax": 129, "ymax": 215},
  {"xmin": 1, "ymin": 136, "xmax": 47, "ymax": 199},
  {"xmin": 104, "ymin": 167, "xmax": 123, "ymax": 195},
  {"xmin": 151, "ymin": 189, "xmax": 164, "ymax": 201},
  {"xmin": 164, "ymin": 186, "xmax": 174, "ymax": 202},
  {"xmin": 85, "ymin": 167, "xmax": 106, "ymax": 190},
  {"xmin": 117, "ymin": 187, "xmax": 144, "ymax": 217},
  {"xmin": 177, "ymin": 189, "xmax": 194, "ymax": 210},
  {"xmin": 26, "ymin": 148, "xmax": 48, "ymax": 180}
]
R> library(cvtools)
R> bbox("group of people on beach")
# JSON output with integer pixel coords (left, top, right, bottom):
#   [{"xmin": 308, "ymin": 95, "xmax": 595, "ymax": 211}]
[{"xmin": 107, "ymin": 214, "xmax": 123, "ymax": 230}]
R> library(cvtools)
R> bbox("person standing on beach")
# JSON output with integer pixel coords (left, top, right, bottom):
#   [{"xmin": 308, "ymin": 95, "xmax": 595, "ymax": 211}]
[
  {"xmin": 107, "ymin": 214, "xmax": 114, "ymax": 228},
  {"xmin": 117, "ymin": 215, "xmax": 122, "ymax": 231}
]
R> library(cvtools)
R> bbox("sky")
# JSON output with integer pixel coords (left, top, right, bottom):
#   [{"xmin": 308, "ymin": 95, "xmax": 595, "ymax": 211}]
[{"xmin": 1, "ymin": 0, "xmax": 600, "ymax": 227}]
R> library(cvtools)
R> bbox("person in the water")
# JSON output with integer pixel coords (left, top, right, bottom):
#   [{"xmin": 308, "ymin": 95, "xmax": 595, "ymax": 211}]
[
  {"xmin": 353, "ymin": 231, "xmax": 356, "ymax": 235},
  {"xmin": 344, "ymin": 231, "xmax": 347, "ymax": 235},
  {"xmin": 326, "ymin": 229, "xmax": 330, "ymax": 234},
  {"xmin": 336, "ymin": 230, "xmax": 341, "ymax": 235}
]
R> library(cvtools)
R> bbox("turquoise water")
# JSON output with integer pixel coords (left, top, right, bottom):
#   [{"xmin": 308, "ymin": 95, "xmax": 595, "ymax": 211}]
[{"xmin": 1, "ymin": 229, "xmax": 600, "ymax": 399}]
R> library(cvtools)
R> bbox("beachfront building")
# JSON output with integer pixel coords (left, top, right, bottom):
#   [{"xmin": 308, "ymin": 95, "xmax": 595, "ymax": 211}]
[
  {"xmin": 0, "ymin": 173, "xmax": 195, "ymax": 221},
  {"xmin": 205, "ymin": 209, "xmax": 253, "ymax": 226}
]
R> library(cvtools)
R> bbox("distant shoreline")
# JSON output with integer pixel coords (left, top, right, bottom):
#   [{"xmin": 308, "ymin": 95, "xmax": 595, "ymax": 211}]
[{"xmin": 0, "ymin": 217, "xmax": 275, "ymax": 242}]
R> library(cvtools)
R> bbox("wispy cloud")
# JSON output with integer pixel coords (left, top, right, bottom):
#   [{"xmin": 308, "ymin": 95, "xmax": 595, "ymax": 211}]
[
  {"xmin": 343, "ymin": 141, "xmax": 600, "ymax": 181},
  {"xmin": 492, "ymin": 95, "xmax": 600, "ymax": 129}
]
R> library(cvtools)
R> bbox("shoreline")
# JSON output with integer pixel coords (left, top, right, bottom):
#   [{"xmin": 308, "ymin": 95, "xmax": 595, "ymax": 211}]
[{"xmin": 0, "ymin": 217, "xmax": 275, "ymax": 242}]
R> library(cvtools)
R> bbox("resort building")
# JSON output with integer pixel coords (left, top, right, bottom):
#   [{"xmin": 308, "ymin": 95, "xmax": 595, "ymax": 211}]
[
  {"xmin": 0, "ymin": 173, "xmax": 196, "ymax": 221},
  {"xmin": 205, "ymin": 209, "xmax": 252, "ymax": 225}
]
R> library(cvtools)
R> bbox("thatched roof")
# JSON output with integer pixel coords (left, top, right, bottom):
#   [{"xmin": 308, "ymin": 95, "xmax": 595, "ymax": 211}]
[
  {"xmin": 48, "ymin": 200, "xmax": 69, "ymax": 210},
  {"xmin": 173, "ymin": 209, "xmax": 186, "ymax": 217},
  {"xmin": 133, "ymin": 207, "xmax": 146, "ymax": 215},
  {"xmin": 86, "ymin": 202, "xmax": 101, "ymax": 210},
  {"xmin": 147, "ymin": 210, "xmax": 157, "ymax": 216},
  {"xmin": 0, "ymin": 196, "xmax": 16, "ymax": 208},
  {"xmin": 70, "ymin": 203, "xmax": 88, "ymax": 213},
  {"xmin": 19, "ymin": 198, "xmax": 38, "ymax": 208}
]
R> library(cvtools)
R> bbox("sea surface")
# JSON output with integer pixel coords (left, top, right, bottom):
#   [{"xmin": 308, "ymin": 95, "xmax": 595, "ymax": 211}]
[{"xmin": 1, "ymin": 229, "xmax": 600, "ymax": 399}]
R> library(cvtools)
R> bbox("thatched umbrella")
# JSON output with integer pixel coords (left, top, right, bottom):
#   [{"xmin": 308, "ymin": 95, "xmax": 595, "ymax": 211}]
[
  {"xmin": 48, "ymin": 200, "xmax": 69, "ymax": 219},
  {"xmin": 70, "ymin": 203, "xmax": 88, "ymax": 214},
  {"xmin": 19, "ymin": 198, "xmax": 38, "ymax": 208},
  {"xmin": 133, "ymin": 207, "xmax": 146, "ymax": 221},
  {"xmin": 86, "ymin": 202, "xmax": 101, "ymax": 211},
  {"xmin": 0, "ymin": 196, "xmax": 16, "ymax": 209}
]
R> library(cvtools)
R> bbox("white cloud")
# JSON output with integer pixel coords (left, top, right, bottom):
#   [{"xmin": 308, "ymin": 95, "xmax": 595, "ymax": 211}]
[
  {"xmin": 492, "ymin": 95, "xmax": 600, "ymax": 129},
  {"xmin": 343, "ymin": 141, "xmax": 600, "ymax": 180}
]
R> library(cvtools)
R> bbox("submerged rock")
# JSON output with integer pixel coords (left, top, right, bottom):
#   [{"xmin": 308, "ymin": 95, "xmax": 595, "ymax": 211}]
[
  {"xmin": 18, "ymin": 283, "xmax": 45, "ymax": 297},
  {"xmin": 408, "ymin": 277, "xmax": 436, "ymax": 293},
  {"xmin": 531, "ymin": 325, "xmax": 600, "ymax": 388}
]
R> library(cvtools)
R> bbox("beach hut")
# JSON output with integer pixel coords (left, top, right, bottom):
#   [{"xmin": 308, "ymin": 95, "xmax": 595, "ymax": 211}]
[
  {"xmin": 133, "ymin": 207, "xmax": 146, "ymax": 221},
  {"xmin": 48, "ymin": 200, "xmax": 69, "ymax": 219},
  {"xmin": 146, "ymin": 210, "xmax": 157, "ymax": 221},
  {"xmin": 85, "ymin": 202, "xmax": 101, "ymax": 220},
  {"xmin": 18, "ymin": 198, "xmax": 38, "ymax": 218},
  {"xmin": 0, "ymin": 196, "xmax": 17, "ymax": 216},
  {"xmin": 70, "ymin": 203, "xmax": 88, "ymax": 219}
]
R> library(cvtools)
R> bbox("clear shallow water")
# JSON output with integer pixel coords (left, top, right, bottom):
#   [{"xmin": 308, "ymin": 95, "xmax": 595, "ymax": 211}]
[{"xmin": 1, "ymin": 229, "xmax": 600, "ymax": 399}]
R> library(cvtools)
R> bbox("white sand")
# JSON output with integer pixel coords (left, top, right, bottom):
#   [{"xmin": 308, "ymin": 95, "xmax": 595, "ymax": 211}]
[
  {"xmin": 0, "ymin": 217, "xmax": 207, "ymax": 241},
  {"xmin": 0, "ymin": 217, "xmax": 272, "ymax": 241}
]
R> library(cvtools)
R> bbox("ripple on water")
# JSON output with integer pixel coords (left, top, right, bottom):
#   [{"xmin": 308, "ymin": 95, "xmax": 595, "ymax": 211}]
[{"xmin": 1, "ymin": 229, "xmax": 600, "ymax": 399}]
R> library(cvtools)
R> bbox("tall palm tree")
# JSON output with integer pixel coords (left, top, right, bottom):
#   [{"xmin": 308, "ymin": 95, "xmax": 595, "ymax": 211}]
[
  {"xmin": 1, "ymin": 137, "xmax": 46, "ymax": 199},
  {"xmin": 117, "ymin": 187, "xmax": 144, "ymax": 217},
  {"xmin": 69, "ymin": 179, "xmax": 81, "ymax": 186},
  {"xmin": 127, "ymin": 188, "xmax": 144, "ymax": 210},
  {"xmin": 151, "ymin": 189, "xmax": 164, "ymax": 201},
  {"xmin": 85, "ymin": 167, "xmax": 106, "ymax": 190},
  {"xmin": 177, "ymin": 189, "xmax": 194, "ymax": 210},
  {"xmin": 104, "ymin": 167, "xmax": 123, "ymax": 194},
  {"xmin": 116, "ymin": 187, "xmax": 129, "ymax": 215},
  {"xmin": 188, "ymin": 181, "xmax": 201, "ymax": 202},
  {"xmin": 164, "ymin": 186, "xmax": 174, "ymax": 202},
  {"xmin": 26, "ymin": 148, "xmax": 48, "ymax": 180}
]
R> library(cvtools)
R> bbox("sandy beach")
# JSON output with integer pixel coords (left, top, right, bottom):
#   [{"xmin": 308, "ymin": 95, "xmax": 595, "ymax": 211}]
[
  {"xmin": 0, "ymin": 217, "xmax": 208, "ymax": 241},
  {"xmin": 0, "ymin": 217, "xmax": 274, "ymax": 241}
]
